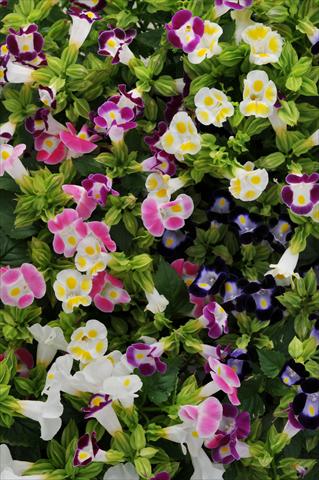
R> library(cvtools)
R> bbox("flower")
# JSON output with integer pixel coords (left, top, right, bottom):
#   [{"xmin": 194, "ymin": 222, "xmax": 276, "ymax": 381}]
[
  {"xmin": 281, "ymin": 173, "xmax": 319, "ymax": 216},
  {"xmin": 201, "ymin": 357, "xmax": 241, "ymax": 405},
  {"xmin": 160, "ymin": 112, "xmax": 201, "ymax": 159},
  {"xmin": 239, "ymin": 70, "xmax": 277, "ymax": 117},
  {"xmin": 6, "ymin": 24, "xmax": 45, "ymax": 66},
  {"xmin": 266, "ymin": 247, "xmax": 299, "ymax": 286},
  {"xmin": 48, "ymin": 208, "xmax": 88, "ymax": 257},
  {"xmin": 38, "ymin": 85, "xmax": 56, "ymax": 108},
  {"xmin": 82, "ymin": 394, "xmax": 123, "ymax": 435},
  {"xmin": 292, "ymin": 378, "xmax": 319, "ymax": 429},
  {"xmin": 68, "ymin": 8, "xmax": 100, "ymax": 49},
  {"xmin": 229, "ymin": 161, "xmax": 269, "ymax": 201},
  {"xmin": 98, "ymin": 27, "xmax": 136, "ymax": 64},
  {"xmin": 73, "ymin": 432, "xmax": 100, "ymax": 466},
  {"xmin": 141, "ymin": 150, "xmax": 176, "ymax": 176},
  {"xmin": 0, "ymin": 120, "xmax": 16, "ymax": 143},
  {"xmin": 72, "ymin": 0, "xmax": 106, "ymax": 11},
  {"xmin": 171, "ymin": 258, "xmax": 200, "ymax": 287},
  {"xmin": 82, "ymin": 173, "xmax": 119, "ymax": 206},
  {"xmin": 242, "ymin": 24, "xmax": 283, "ymax": 65},
  {"xmin": 145, "ymin": 173, "xmax": 184, "ymax": 203},
  {"xmin": 75, "ymin": 234, "xmax": 110, "ymax": 275},
  {"xmin": 189, "ymin": 259, "xmax": 226, "ymax": 298},
  {"xmin": 109, "ymin": 83, "xmax": 144, "ymax": 116},
  {"xmin": 166, "ymin": 10, "xmax": 204, "ymax": 54},
  {"xmin": 0, "ymin": 444, "xmax": 44, "ymax": 480},
  {"xmin": 25, "ymin": 108, "xmax": 64, "ymax": 137},
  {"xmin": 103, "ymin": 463, "xmax": 139, "ymax": 480},
  {"xmin": 53, "ymin": 269, "xmax": 92, "ymax": 313},
  {"xmin": 28, "ymin": 324, "xmax": 68, "ymax": 366},
  {"xmin": 34, "ymin": 132, "xmax": 67, "ymax": 165},
  {"xmin": 126, "ymin": 341, "xmax": 167, "ymax": 376},
  {"xmin": 67, "ymin": 319, "xmax": 108, "ymax": 363},
  {"xmin": 42, "ymin": 355, "xmax": 79, "ymax": 396},
  {"xmin": 190, "ymin": 448, "xmax": 225, "ymax": 480},
  {"xmin": 215, "ymin": 0, "xmax": 252, "ymax": 9},
  {"xmin": 90, "ymin": 271, "xmax": 131, "ymax": 312},
  {"xmin": 280, "ymin": 360, "xmax": 308, "ymax": 387},
  {"xmin": 141, "ymin": 193, "xmax": 194, "ymax": 237},
  {"xmin": 62, "ymin": 184, "xmax": 97, "ymax": 220},
  {"xmin": 0, "ymin": 263, "xmax": 46, "ymax": 308},
  {"xmin": 102, "ymin": 374, "xmax": 143, "ymax": 408},
  {"xmin": 188, "ymin": 21, "xmax": 223, "ymax": 64},
  {"xmin": 0, "ymin": 143, "xmax": 28, "ymax": 181},
  {"xmin": 92, "ymin": 100, "xmax": 136, "ymax": 142},
  {"xmin": 194, "ymin": 87, "xmax": 234, "ymax": 127},
  {"xmin": 0, "ymin": 55, "xmax": 34, "ymax": 84},
  {"xmin": 198, "ymin": 301, "xmax": 229, "ymax": 339},
  {"xmin": 144, "ymin": 287, "xmax": 169, "ymax": 314},
  {"xmin": 16, "ymin": 389, "xmax": 63, "ymax": 440},
  {"xmin": 230, "ymin": 208, "xmax": 268, "ymax": 244},
  {"xmin": 59, "ymin": 123, "xmax": 100, "ymax": 157}
]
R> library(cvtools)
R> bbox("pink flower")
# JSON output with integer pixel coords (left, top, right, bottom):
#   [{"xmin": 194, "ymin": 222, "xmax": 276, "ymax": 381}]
[
  {"xmin": 0, "ymin": 263, "xmax": 46, "ymax": 308},
  {"xmin": 59, "ymin": 123, "xmax": 100, "ymax": 157},
  {"xmin": 34, "ymin": 132, "xmax": 67, "ymax": 165},
  {"xmin": 47, "ymin": 208, "xmax": 88, "ymax": 257},
  {"xmin": 179, "ymin": 397, "xmax": 223, "ymax": 439},
  {"xmin": 92, "ymin": 100, "xmax": 136, "ymax": 142},
  {"xmin": 171, "ymin": 258, "xmax": 199, "ymax": 287},
  {"xmin": 0, "ymin": 143, "xmax": 28, "ymax": 181},
  {"xmin": 90, "ymin": 272, "xmax": 131, "ymax": 312},
  {"xmin": 141, "ymin": 194, "xmax": 194, "ymax": 237},
  {"xmin": 203, "ymin": 358, "xmax": 241, "ymax": 405},
  {"xmin": 62, "ymin": 184, "xmax": 97, "ymax": 220},
  {"xmin": 82, "ymin": 173, "xmax": 119, "ymax": 206},
  {"xmin": 87, "ymin": 221, "xmax": 116, "ymax": 252}
]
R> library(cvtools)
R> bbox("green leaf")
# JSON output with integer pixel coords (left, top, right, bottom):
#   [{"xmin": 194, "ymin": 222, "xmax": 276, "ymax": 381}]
[
  {"xmin": 257, "ymin": 350, "xmax": 286, "ymax": 378},
  {"xmin": 47, "ymin": 439, "xmax": 65, "ymax": 469},
  {"xmin": 142, "ymin": 358, "xmax": 181, "ymax": 405},
  {"xmin": 61, "ymin": 420, "xmax": 79, "ymax": 449}
]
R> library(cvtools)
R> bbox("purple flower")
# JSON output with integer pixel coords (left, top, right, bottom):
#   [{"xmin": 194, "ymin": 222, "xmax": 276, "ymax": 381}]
[
  {"xmin": 98, "ymin": 27, "xmax": 136, "ymax": 64},
  {"xmin": 292, "ymin": 378, "xmax": 319, "ymax": 430},
  {"xmin": 150, "ymin": 473, "xmax": 171, "ymax": 480},
  {"xmin": 230, "ymin": 208, "xmax": 268, "ymax": 245},
  {"xmin": 310, "ymin": 314, "xmax": 319, "ymax": 345},
  {"xmin": 141, "ymin": 150, "xmax": 176, "ymax": 176},
  {"xmin": 82, "ymin": 173, "xmax": 119, "ymax": 206},
  {"xmin": 166, "ymin": 10, "xmax": 204, "ymax": 53},
  {"xmin": 109, "ymin": 84, "xmax": 144, "ymax": 117},
  {"xmin": 82, "ymin": 394, "xmax": 112, "ymax": 418},
  {"xmin": 199, "ymin": 301, "xmax": 228, "ymax": 339},
  {"xmin": 280, "ymin": 360, "xmax": 308, "ymax": 387},
  {"xmin": 268, "ymin": 215, "xmax": 293, "ymax": 253},
  {"xmin": 189, "ymin": 258, "xmax": 227, "ymax": 298},
  {"xmin": 6, "ymin": 24, "xmax": 45, "ymax": 66},
  {"xmin": 39, "ymin": 85, "xmax": 56, "ymax": 109},
  {"xmin": 126, "ymin": 342, "xmax": 167, "ymax": 376},
  {"xmin": 281, "ymin": 173, "xmax": 319, "ymax": 216},
  {"xmin": 225, "ymin": 348, "xmax": 250, "ymax": 380},
  {"xmin": 215, "ymin": 0, "xmax": 253, "ymax": 9},
  {"xmin": 73, "ymin": 432, "xmax": 100, "ymax": 466},
  {"xmin": 71, "ymin": 0, "xmax": 106, "ymax": 11},
  {"xmin": 92, "ymin": 100, "xmax": 136, "ymax": 142},
  {"xmin": 0, "ymin": 0, "xmax": 8, "ymax": 6},
  {"xmin": 145, "ymin": 122, "xmax": 168, "ymax": 152},
  {"xmin": 25, "ymin": 108, "xmax": 49, "ymax": 136},
  {"xmin": 0, "ymin": 121, "xmax": 16, "ymax": 144}
]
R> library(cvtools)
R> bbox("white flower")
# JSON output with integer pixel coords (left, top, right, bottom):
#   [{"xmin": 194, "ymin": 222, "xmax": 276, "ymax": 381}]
[
  {"xmin": 0, "ymin": 444, "xmax": 45, "ymax": 480},
  {"xmin": 229, "ymin": 161, "xmax": 268, "ymax": 201},
  {"xmin": 231, "ymin": 9, "xmax": 255, "ymax": 44},
  {"xmin": 42, "ymin": 355, "xmax": 80, "ymax": 396},
  {"xmin": 102, "ymin": 374, "xmax": 143, "ymax": 408},
  {"xmin": 28, "ymin": 324, "xmax": 67, "ymax": 367},
  {"xmin": 0, "ymin": 121, "xmax": 16, "ymax": 144},
  {"xmin": 188, "ymin": 21, "xmax": 222, "ymax": 64},
  {"xmin": 67, "ymin": 319, "xmax": 108, "ymax": 364},
  {"xmin": 75, "ymin": 234, "xmax": 110, "ymax": 276},
  {"xmin": 17, "ymin": 389, "xmax": 63, "ymax": 441},
  {"xmin": 69, "ymin": 12, "xmax": 97, "ymax": 49},
  {"xmin": 103, "ymin": 463, "xmax": 139, "ymax": 480},
  {"xmin": 242, "ymin": 23, "xmax": 283, "ymax": 65},
  {"xmin": 145, "ymin": 287, "xmax": 169, "ymax": 314},
  {"xmin": 266, "ymin": 247, "xmax": 299, "ymax": 286},
  {"xmin": 190, "ymin": 448, "xmax": 225, "ymax": 480},
  {"xmin": 145, "ymin": 173, "xmax": 185, "ymax": 203},
  {"xmin": 194, "ymin": 87, "xmax": 234, "ymax": 127},
  {"xmin": 160, "ymin": 112, "xmax": 201, "ymax": 160},
  {"xmin": 239, "ymin": 70, "xmax": 277, "ymax": 118},
  {"xmin": 5, "ymin": 59, "xmax": 34, "ymax": 83},
  {"xmin": 53, "ymin": 269, "xmax": 92, "ymax": 313}
]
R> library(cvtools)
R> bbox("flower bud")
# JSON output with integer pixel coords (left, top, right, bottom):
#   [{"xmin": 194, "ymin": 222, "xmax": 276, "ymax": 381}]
[
  {"xmin": 130, "ymin": 424, "xmax": 146, "ymax": 451},
  {"xmin": 153, "ymin": 76, "xmax": 178, "ymax": 96},
  {"xmin": 134, "ymin": 457, "xmax": 152, "ymax": 479}
]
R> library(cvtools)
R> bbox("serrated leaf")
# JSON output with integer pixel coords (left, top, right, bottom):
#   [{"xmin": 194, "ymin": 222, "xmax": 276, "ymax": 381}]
[{"xmin": 257, "ymin": 350, "xmax": 286, "ymax": 378}]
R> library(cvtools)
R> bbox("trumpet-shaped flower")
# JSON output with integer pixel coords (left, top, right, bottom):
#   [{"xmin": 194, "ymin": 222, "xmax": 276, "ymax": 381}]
[
  {"xmin": 126, "ymin": 341, "xmax": 167, "ymax": 376},
  {"xmin": 242, "ymin": 24, "xmax": 283, "ymax": 65},
  {"xmin": 87, "ymin": 220, "xmax": 116, "ymax": 251},
  {"xmin": 62, "ymin": 184, "xmax": 97, "ymax": 220},
  {"xmin": 160, "ymin": 112, "xmax": 201, "ymax": 159},
  {"xmin": 67, "ymin": 319, "xmax": 108, "ymax": 364},
  {"xmin": 42, "ymin": 354, "xmax": 80, "ymax": 396},
  {"xmin": 266, "ymin": 247, "xmax": 299, "ymax": 286},
  {"xmin": 68, "ymin": 8, "xmax": 100, "ymax": 49},
  {"xmin": 188, "ymin": 21, "xmax": 222, "ymax": 64},
  {"xmin": 75, "ymin": 234, "xmax": 110, "ymax": 275},
  {"xmin": 0, "ymin": 120, "xmax": 16, "ymax": 143},
  {"xmin": 109, "ymin": 83, "xmax": 144, "ymax": 116},
  {"xmin": 281, "ymin": 173, "xmax": 319, "ymax": 216},
  {"xmin": 0, "ymin": 55, "xmax": 34, "ymax": 84},
  {"xmin": 292, "ymin": 378, "xmax": 319, "ymax": 430},
  {"xmin": 38, "ymin": 85, "xmax": 56, "ymax": 108},
  {"xmin": 93, "ymin": 100, "xmax": 136, "ymax": 142},
  {"xmin": 34, "ymin": 132, "xmax": 67, "ymax": 165},
  {"xmin": 198, "ymin": 301, "xmax": 229, "ymax": 339},
  {"xmin": 0, "ymin": 143, "xmax": 28, "ymax": 181},
  {"xmin": 141, "ymin": 150, "xmax": 176, "ymax": 176},
  {"xmin": 142, "ymin": 193, "xmax": 194, "ymax": 237},
  {"xmin": 28, "ymin": 324, "xmax": 67, "ymax": 367},
  {"xmin": 215, "ymin": 0, "xmax": 252, "ymax": 9},
  {"xmin": 0, "ymin": 444, "xmax": 45, "ymax": 480},
  {"xmin": 145, "ymin": 173, "xmax": 184, "ymax": 203},
  {"xmin": 90, "ymin": 271, "xmax": 131, "ymax": 312},
  {"xmin": 166, "ymin": 10, "xmax": 204, "ymax": 53},
  {"xmin": 229, "ymin": 161, "xmax": 268, "ymax": 201},
  {"xmin": 0, "ymin": 263, "xmax": 46, "ymax": 308},
  {"xmin": 190, "ymin": 448, "xmax": 225, "ymax": 480},
  {"xmin": 6, "ymin": 24, "xmax": 45, "ymax": 66},
  {"xmin": 82, "ymin": 173, "xmax": 119, "ymax": 206},
  {"xmin": 83, "ymin": 394, "xmax": 123, "ymax": 435},
  {"xmin": 240, "ymin": 70, "xmax": 277, "ymax": 118},
  {"xmin": 103, "ymin": 463, "xmax": 139, "ymax": 480},
  {"xmin": 189, "ymin": 259, "xmax": 226, "ymax": 298},
  {"xmin": 53, "ymin": 269, "xmax": 92, "ymax": 313},
  {"xmin": 48, "ymin": 208, "xmax": 88, "ymax": 257},
  {"xmin": 194, "ymin": 87, "xmax": 234, "ymax": 127},
  {"xmin": 98, "ymin": 27, "xmax": 136, "ymax": 64},
  {"xmin": 73, "ymin": 432, "xmax": 100, "ymax": 466},
  {"xmin": 145, "ymin": 287, "xmax": 169, "ymax": 314},
  {"xmin": 102, "ymin": 374, "xmax": 143, "ymax": 408},
  {"xmin": 59, "ymin": 123, "xmax": 100, "ymax": 157},
  {"xmin": 72, "ymin": 0, "xmax": 106, "ymax": 10},
  {"xmin": 201, "ymin": 358, "xmax": 241, "ymax": 405}
]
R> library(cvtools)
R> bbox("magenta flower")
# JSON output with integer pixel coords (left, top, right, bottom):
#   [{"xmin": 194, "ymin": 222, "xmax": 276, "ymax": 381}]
[
  {"xmin": 0, "ymin": 263, "xmax": 46, "ymax": 308},
  {"xmin": 47, "ymin": 208, "xmax": 88, "ymax": 257},
  {"xmin": 202, "ymin": 358, "xmax": 241, "ymax": 405},
  {"xmin": 71, "ymin": 0, "xmax": 106, "ymax": 11},
  {"xmin": 166, "ymin": 10, "xmax": 204, "ymax": 53},
  {"xmin": 90, "ymin": 271, "xmax": 131, "ymax": 312},
  {"xmin": 179, "ymin": 397, "xmax": 223, "ymax": 440},
  {"xmin": 73, "ymin": 432, "xmax": 100, "ymax": 466},
  {"xmin": 281, "ymin": 173, "xmax": 319, "ymax": 216},
  {"xmin": 0, "ymin": 0, "xmax": 8, "ymax": 6},
  {"xmin": 59, "ymin": 123, "xmax": 100, "ymax": 157},
  {"xmin": 82, "ymin": 173, "xmax": 119, "ymax": 206},
  {"xmin": 15, "ymin": 348, "xmax": 34, "ymax": 377},
  {"xmin": 62, "ymin": 184, "xmax": 97, "ymax": 220},
  {"xmin": 0, "ymin": 143, "xmax": 28, "ymax": 181},
  {"xmin": 68, "ymin": 8, "xmax": 100, "ymax": 49},
  {"xmin": 92, "ymin": 100, "xmax": 136, "ymax": 142},
  {"xmin": 171, "ymin": 258, "xmax": 199, "ymax": 287},
  {"xmin": 98, "ymin": 27, "xmax": 136, "ymax": 64},
  {"xmin": 141, "ymin": 194, "xmax": 194, "ymax": 237},
  {"xmin": 150, "ymin": 474, "xmax": 170, "ymax": 480},
  {"xmin": 87, "ymin": 221, "xmax": 116, "ymax": 252},
  {"xmin": 38, "ymin": 85, "xmax": 56, "ymax": 109},
  {"xmin": 199, "ymin": 301, "xmax": 229, "ymax": 339},
  {"xmin": 109, "ymin": 84, "xmax": 144, "ymax": 116},
  {"xmin": 215, "ymin": 0, "xmax": 253, "ymax": 9},
  {"xmin": 6, "ymin": 24, "xmax": 45, "ymax": 66},
  {"xmin": 34, "ymin": 133, "xmax": 67, "ymax": 165},
  {"xmin": 25, "ymin": 108, "xmax": 50, "ymax": 136},
  {"xmin": 141, "ymin": 151, "xmax": 176, "ymax": 176},
  {"xmin": 126, "ymin": 342, "xmax": 167, "ymax": 376},
  {"xmin": 83, "ymin": 394, "xmax": 112, "ymax": 419}
]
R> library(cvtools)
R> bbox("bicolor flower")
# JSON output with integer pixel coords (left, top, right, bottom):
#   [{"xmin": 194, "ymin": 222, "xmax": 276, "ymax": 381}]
[
  {"xmin": 6, "ymin": 24, "xmax": 45, "ymax": 66},
  {"xmin": 48, "ymin": 208, "xmax": 88, "ymax": 257},
  {"xmin": 72, "ymin": 0, "xmax": 106, "ymax": 10},
  {"xmin": 242, "ymin": 24, "xmax": 283, "ymax": 65},
  {"xmin": 83, "ymin": 394, "xmax": 123, "ymax": 435},
  {"xmin": 310, "ymin": 315, "xmax": 319, "ymax": 345},
  {"xmin": 73, "ymin": 432, "xmax": 100, "ymax": 466},
  {"xmin": 160, "ymin": 112, "xmax": 201, "ymax": 160},
  {"xmin": 160, "ymin": 230, "xmax": 187, "ymax": 255},
  {"xmin": 171, "ymin": 258, "xmax": 200, "ymax": 287},
  {"xmin": 28, "ymin": 324, "xmax": 68, "ymax": 367},
  {"xmin": 62, "ymin": 184, "xmax": 97, "ymax": 220},
  {"xmin": 0, "ymin": 444, "xmax": 45, "ymax": 480},
  {"xmin": 166, "ymin": 10, "xmax": 204, "ymax": 54},
  {"xmin": 16, "ymin": 389, "xmax": 63, "ymax": 441},
  {"xmin": 292, "ymin": 378, "xmax": 319, "ymax": 430},
  {"xmin": 53, "ymin": 269, "xmax": 92, "ymax": 313},
  {"xmin": 0, "ymin": 143, "xmax": 28, "ymax": 181},
  {"xmin": 90, "ymin": 271, "xmax": 131, "ymax": 312},
  {"xmin": 87, "ymin": 220, "xmax": 116, "ymax": 252},
  {"xmin": 229, "ymin": 161, "xmax": 268, "ymax": 201},
  {"xmin": 38, "ymin": 85, "xmax": 56, "ymax": 108},
  {"xmin": 82, "ymin": 173, "xmax": 119, "ymax": 206},
  {"xmin": 268, "ymin": 216, "xmax": 293, "ymax": 252},
  {"xmin": 145, "ymin": 173, "xmax": 184, "ymax": 203},
  {"xmin": 75, "ymin": 234, "xmax": 110, "ymax": 275},
  {"xmin": 0, "ymin": 263, "xmax": 46, "ymax": 308},
  {"xmin": 281, "ymin": 173, "xmax": 319, "ymax": 216},
  {"xmin": 103, "ymin": 463, "xmax": 139, "ymax": 480},
  {"xmin": 266, "ymin": 247, "xmax": 299, "ymax": 286},
  {"xmin": 201, "ymin": 357, "xmax": 241, "ymax": 405},
  {"xmin": 225, "ymin": 348, "xmax": 250, "ymax": 380},
  {"xmin": 34, "ymin": 132, "xmax": 68, "ymax": 165},
  {"xmin": 198, "ymin": 301, "xmax": 228, "ymax": 339},
  {"xmin": 189, "ymin": 259, "xmax": 226, "ymax": 298},
  {"xmin": 126, "ymin": 341, "xmax": 167, "ymax": 376},
  {"xmin": 13, "ymin": 348, "xmax": 34, "ymax": 378},
  {"xmin": 142, "ymin": 193, "xmax": 194, "ymax": 237},
  {"xmin": 280, "ymin": 360, "xmax": 308, "ymax": 387},
  {"xmin": 215, "ymin": 0, "xmax": 252, "ymax": 10},
  {"xmin": 109, "ymin": 83, "xmax": 144, "ymax": 117},
  {"xmin": 25, "ymin": 108, "xmax": 64, "ymax": 137},
  {"xmin": 68, "ymin": 8, "xmax": 100, "ymax": 49},
  {"xmin": 93, "ymin": 100, "xmax": 136, "ymax": 142},
  {"xmin": 240, "ymin": 70, "xmax": 277, "ymax": 118},
  {"xmin": 102, "ymin": 373, "xmax": 143, "ymax": 408},
  {"xmin": 150, "ymin": 473, "xmax": 170, "ymax": 480},
  {"xmin": 0, "ymin": 55, "xmax": 34, "ymax": 84},
  {"xmin": 0, "ymin": 120, "xmax": 16, "ymax": 143},
  {"xmin": 67, "ymin": 319, "xmax": 108, "ymax": 364},
  {"xmin": 188, "ymin": 21, "xmax": 222, "ymax": 64},
  {"xmin": 141, "ymin": 150, "xmax": 176, "ymax": 176},
  {"xmin": 98, "ymin": 27, "xmax": 136, "ymax": 64},
  {"xmin": 230, "ymin": 208, "xmax": 268, "ymax": 244},
  {"xmin": 194, "ymin": 87, "xmax": 234, "ymax": 127},
  {"xmin": 59, "ymin": 123, "xmax": 100, "ymax": 158}
]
